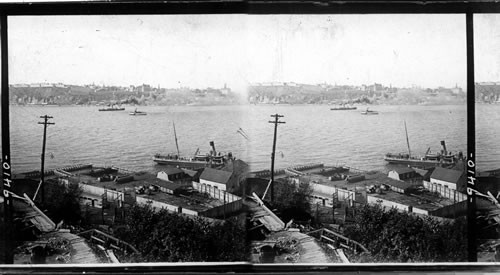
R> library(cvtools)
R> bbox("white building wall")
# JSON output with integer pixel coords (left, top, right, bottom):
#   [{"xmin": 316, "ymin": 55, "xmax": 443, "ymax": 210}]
[
  {"xmin": 387, "ymin": 171, "xmax": 400, "ymax": 181},
  {"xmin": 412, "ymin": 207, "xmax": 429, "ymax": 215},
  {"xmin": 423, "ymin": 180, "xmax": 466, "ymax": 201},
  {"xmin": 199, "ymin": 179, "xmax": 227, "ymax": 191},
  {"xmin": 310, "ymin": 183, "xmax": 356, "ymax": 205},
  {"xmin": 367, "ymin": 195, "xmax": 411, "ymax": 212},
  {"xmin": 135, "ymin": 196, "xmax": 198, "ymax": 216},
  {"xmin": 157, "ymin": 171, "xmax": 170, "ymax": 181},
  {"xmin": 430, "ymin": 178, "xmax": 457, "ymax": 190},
  {"xmin": 74, "ymin": 181, "xmax": 124, "ymax": 202},
  {"xmin": 192, "ymin": 181, "xmax": 240, "ymax": 202}
]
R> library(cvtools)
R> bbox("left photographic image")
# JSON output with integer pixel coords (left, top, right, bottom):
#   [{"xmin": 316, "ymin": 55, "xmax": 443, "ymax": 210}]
[{"xmin": 3, "ymin": 15, "xmax": 251, "ymax": 264}]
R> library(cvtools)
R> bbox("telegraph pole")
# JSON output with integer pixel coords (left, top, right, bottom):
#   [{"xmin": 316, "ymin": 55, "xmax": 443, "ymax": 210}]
[
  {"xmin": 38, "ymin": 115, "xmax": 54, "ymax": 204},
  {"xmin": 269, "ymin": 114, "xmax": 285, "ymax": 202}
]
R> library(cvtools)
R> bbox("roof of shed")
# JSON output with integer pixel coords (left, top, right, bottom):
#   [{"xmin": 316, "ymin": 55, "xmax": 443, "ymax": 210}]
[
  {"xmin": 153, "ymin": 180, "xmax": 185, "ymax": 191},
  {"xmin": 385, "ymin": 179, "xmax": 414, "ymax": 190},
  {"xmin": 200, "ymin": 168, "xmax": 233, "ymax": 184},
  {"xmin": 160, "ymin": 166, "xmax": 185, "ymax": 175},
  {"xmin": 390, "ymin": 166, "xmax": 415, "ymax": 174},
  {"xmin": 430, "ymin": 167, "xmax": 464, "ymax": 184},
  {"xmin": 181, "ymin": 168, "xmax": 200, "ymax": 177}
]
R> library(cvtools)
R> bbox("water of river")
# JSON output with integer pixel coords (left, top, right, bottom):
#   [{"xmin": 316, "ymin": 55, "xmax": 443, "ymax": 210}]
[
  {"xmin": 8, "ymin": 104, "xmax": 467, "ymax": 174},
  {"xmin": 476, "ymin": 103, "xmax": 500, "ymax": 171}
]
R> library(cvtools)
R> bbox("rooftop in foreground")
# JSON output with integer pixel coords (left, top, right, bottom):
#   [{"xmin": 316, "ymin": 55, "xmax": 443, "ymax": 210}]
[
  {"xmin": 43, "ymin": 166, "xmax": 223, "ymax": 212},
  {"xmin": 278, "ymin": 165, "xmax": 458, "ymax": 211},
  {"xmin": 368, "ymin": 189, "xmax": 456, "ymax": 211}
]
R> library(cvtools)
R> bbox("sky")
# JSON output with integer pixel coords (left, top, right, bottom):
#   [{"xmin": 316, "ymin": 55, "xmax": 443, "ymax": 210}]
[
  {"xmin": 8, "ymin": 14, "xmax": 474, "ymax": 93},
  {"xmin": 475, "ymin": 14, "xmax": 500, "ymax": 84}
]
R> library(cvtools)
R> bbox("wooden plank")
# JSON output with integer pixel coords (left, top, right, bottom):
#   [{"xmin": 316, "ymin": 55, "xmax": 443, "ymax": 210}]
[
  {"xmin": 91, "ymin": 236, "xmax": 105, "ymax": 244},
  {"xmin": 107, "ymin": 250, "xmax": 120, "ymax": 263},
  {"xmin": 336, "ymin": 248, "xmax": 350, "ymax": 263},
  {"xmin": 109, "ymin": 244, "xmax": 123, "ymax": 251},
  {"xmin": 320, "ymin": 235, "xmax": 335, "ymax": 244}
]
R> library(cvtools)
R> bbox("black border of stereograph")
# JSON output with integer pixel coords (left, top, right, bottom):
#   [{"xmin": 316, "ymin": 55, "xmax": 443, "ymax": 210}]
[{"xmin": 0, "ymin": 0, "xmax": 497, "ymax": 273}]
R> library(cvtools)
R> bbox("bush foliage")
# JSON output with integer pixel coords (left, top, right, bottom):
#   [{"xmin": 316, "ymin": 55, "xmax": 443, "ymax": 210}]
[
  {"xmin": 114, "ymin": 204, "xmax": 248, "ymax": 262},
  {"xmin": 343, "ymin": 204, "xmax": 467, "ymax": 262},
  {"xmin": 271, "ymin": 180, "xmax": 313, "ymax": 222},
  {"xmin": 42, "ymin": 182, "xmax": 83, "ymax": 225}
]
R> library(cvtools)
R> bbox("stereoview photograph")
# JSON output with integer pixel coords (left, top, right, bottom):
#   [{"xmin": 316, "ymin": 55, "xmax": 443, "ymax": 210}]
[{"xmin": 1, "ymin": 13, "xmax": 470, "ymax": 264}]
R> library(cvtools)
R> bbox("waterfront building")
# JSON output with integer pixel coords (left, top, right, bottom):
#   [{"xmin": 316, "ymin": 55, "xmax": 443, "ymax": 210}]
[
  {"xmin": 199, "ymin": 168, "xmax": 234, "ymax": 192},
  {"xmin": 429, "ymin": 167, "xmax": 466, "ymax": 191},
  {"xmin": 157, "ymin": 166, "xmax": 187, "ymax": 182},
  {"xmin": 387, "ymin": 166, "xmax": 419, "ymax": 181},
  {"xmin": 253, "ymin": 163, "xmax": 466, "ymax": 219}
]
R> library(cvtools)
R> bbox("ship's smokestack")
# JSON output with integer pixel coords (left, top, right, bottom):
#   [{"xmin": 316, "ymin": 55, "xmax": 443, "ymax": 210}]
[
  {"xmin": 210, "ymin": 141, "xmax": 216, "ymax": 156},
  {"xmin": 440, "ymin": 140, "xmax": 447, "ymax": 155}
]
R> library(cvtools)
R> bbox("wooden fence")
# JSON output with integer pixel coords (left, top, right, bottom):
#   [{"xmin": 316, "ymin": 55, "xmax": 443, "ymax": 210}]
[
  {"xmin": 78, "ymin": 229, "xmax": 139, "ymax": 255},
  {"xmin": 198, "ymin": 199, "xmax": 244, "ymax": 219},
  {"xmin": 423, "ymin": 181, "xmax": 467, "ymax": 202},
  {"xmin": 429, "ymin": 200, "xmax": 468, "ymax": 219},
  {"xmin": 308, "ymin": 228, "xmax": 369, "ymax": 254},
  {"xmin": 192, "ymin": 182, "xmax": 241, "ymax": 203}
]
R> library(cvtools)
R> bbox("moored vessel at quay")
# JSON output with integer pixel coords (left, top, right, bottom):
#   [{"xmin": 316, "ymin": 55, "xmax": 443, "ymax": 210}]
[
  {"xmin": 384, "ymin": 121, "xmax": 462, "ymax": 168},
  {"xmin": 152, "ymin": 150, "xmax": 231, "ymax": 169},
  {"xmin": 153, "ymin": 120, "xmax": 233, "ymax": 169},
  {"xmin": 384, "ymin": 141, "xmax": 462, "ymax": 167}
]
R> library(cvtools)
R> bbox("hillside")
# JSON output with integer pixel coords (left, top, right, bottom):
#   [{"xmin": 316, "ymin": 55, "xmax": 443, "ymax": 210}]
[
  {"xmin": 9, "ymin": 84, "xmax": 244, "ymax": 106},
  {"xmin": 248, "ymin": 83, "xmax": 466, "ymax": 105}
]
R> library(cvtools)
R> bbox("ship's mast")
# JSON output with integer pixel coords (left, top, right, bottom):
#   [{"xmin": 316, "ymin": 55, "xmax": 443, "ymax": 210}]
[
  {"xmin": 173, "ymin": 121, "xmax": 180, "ymax": 156},
  {"xmin": 404, "ymin": 120, "xmax": 411, "ymax": 158}
]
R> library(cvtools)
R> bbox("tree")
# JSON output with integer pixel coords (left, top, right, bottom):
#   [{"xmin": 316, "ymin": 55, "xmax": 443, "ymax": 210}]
[
  {"xmin": 271, "ymin": 179, "xmax": 313, "ymax": 222},
  {"xmin": 42, "ymin": 181, "xmax": 83, "ymax": 225},
  {"xmin": 114, "ymin": 204, "xmax": 248, "ymax": 262},
  {"xmin": 343, "ymin": 204, "xmax": 467, "ymax": 262}
]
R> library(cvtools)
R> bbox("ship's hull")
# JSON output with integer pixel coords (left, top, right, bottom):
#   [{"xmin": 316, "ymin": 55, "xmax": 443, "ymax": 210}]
[
  {"xmin": 384, "ymin": 157, "xmax": 454, "ymax": 167},
  {"xmin": 153, "ymin": 156, "xmax": 222, "ymax": 169},
  {"xmin": 361, "ymin": 112, "xmax": 378, "ymax": 115},
  {"xmin": 331, "ymin": 107, "xmax": 357, "ymax": 110},
  {"xmin": 99, "ymin": 108, "xmax": 125, "ymax": 111}
]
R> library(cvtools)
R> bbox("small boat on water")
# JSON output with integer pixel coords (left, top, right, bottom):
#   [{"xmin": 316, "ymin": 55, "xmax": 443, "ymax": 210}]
[
  {"xmin": 384, "ymin": 122, "xmax": 462, "ymax": 167},
  {"xmin": 361, "ymin": 108, "xmax": 378, "ymax": 115},
  {"xmin": 99, "ymin": 104, "xmax": 125, "ymax": 111},
  {"xmin": 129, "ymin": 109, "xmax": 147, "ymax": 116}
]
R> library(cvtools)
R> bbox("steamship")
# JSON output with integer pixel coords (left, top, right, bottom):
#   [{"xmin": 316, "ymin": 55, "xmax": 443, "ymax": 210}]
[
  {"xmin": 153, "ymin": 141, "xmax": 233, "ymax": 169},
  {"xmin": 384, "ymin": 122, "xmax": 462, "ymax": 167},
  {"xmin": 330, "ymin": 104, "xmax": 357, "ymax": 111},
  {"xmin": 98, "ymin": 104, "xmax": 125, "ymax": 111},
  {"xmin": 384, "ymin": 140, "xmax": 462, "ymax": 168}
]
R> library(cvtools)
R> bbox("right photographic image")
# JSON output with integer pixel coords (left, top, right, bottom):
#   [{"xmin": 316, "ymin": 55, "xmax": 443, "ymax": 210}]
[
  {"xmin": 244, "ymin": 14, "xmax": 467, "ymax": 263},
  {"xmin": 474, "ymin": 13, "xmax": 500, "ymax": 262}
]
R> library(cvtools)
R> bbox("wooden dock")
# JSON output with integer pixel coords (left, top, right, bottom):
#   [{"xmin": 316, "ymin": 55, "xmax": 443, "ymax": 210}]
[{"xmin": 45, "ymin": 231, "xmax": 101, "ymax": 264}]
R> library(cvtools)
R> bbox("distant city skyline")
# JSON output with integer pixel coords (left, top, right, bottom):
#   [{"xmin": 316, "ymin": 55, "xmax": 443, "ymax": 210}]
[
  {"xmin": 9, "ymin": 81, "xmax": 465, "ymax": 90},
  {"xmin": 9, "ymin": 14, "xmax": 495, "ymax": 93}
]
